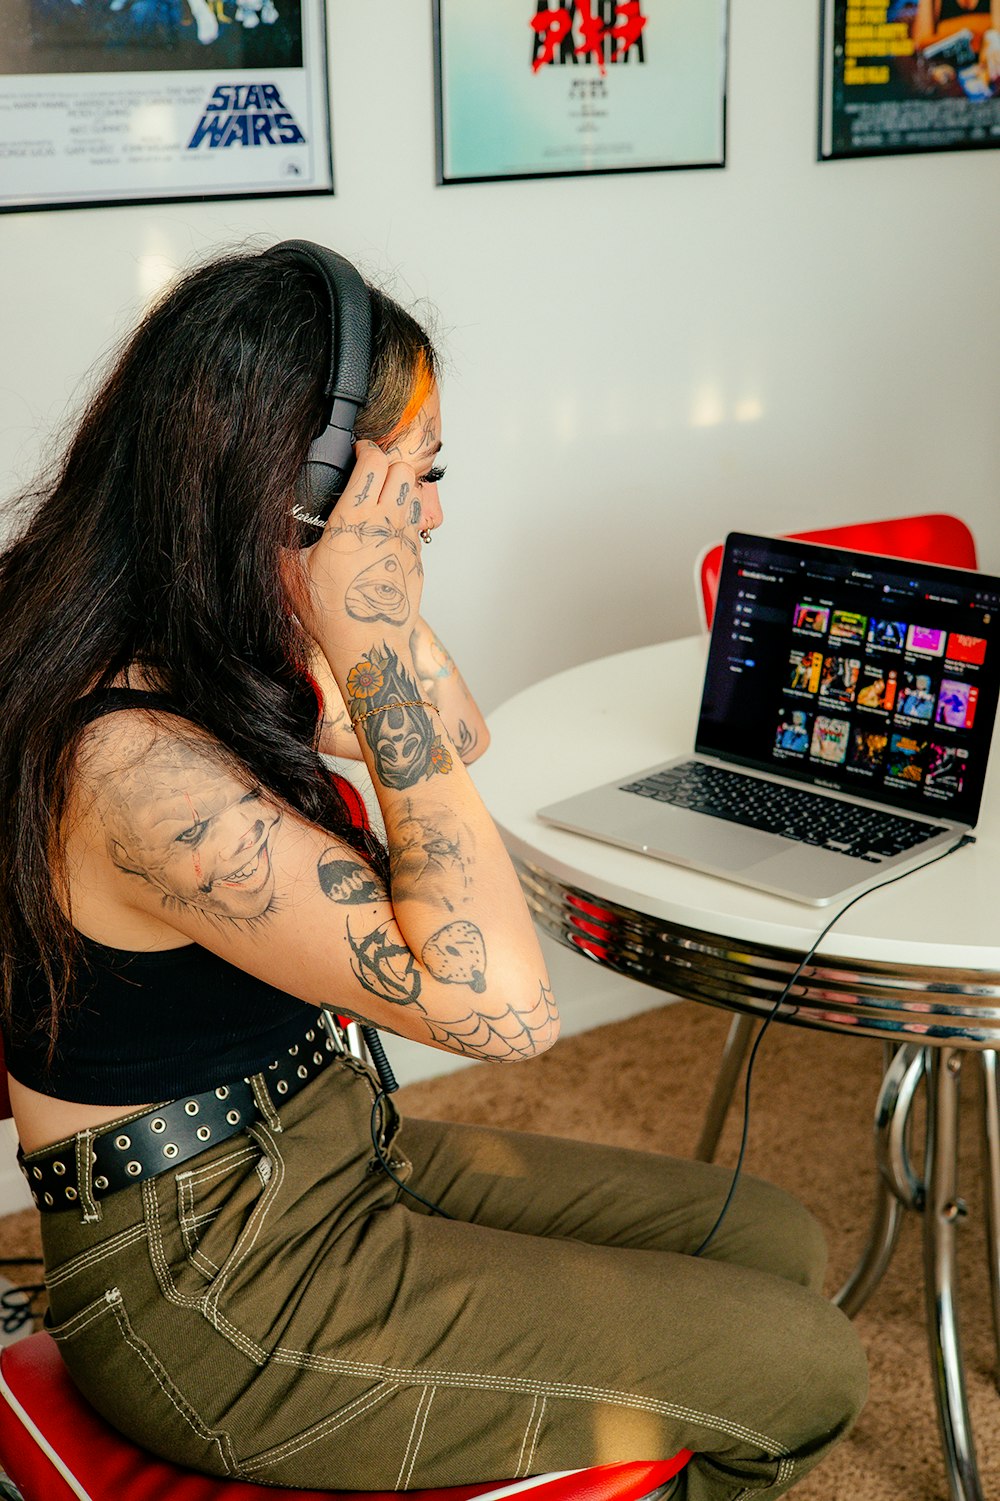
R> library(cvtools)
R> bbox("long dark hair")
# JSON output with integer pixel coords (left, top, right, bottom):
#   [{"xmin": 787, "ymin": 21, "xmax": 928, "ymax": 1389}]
[{"xmin": 0, "ymin": 244, "xmax": 437, "ymax": 1043}]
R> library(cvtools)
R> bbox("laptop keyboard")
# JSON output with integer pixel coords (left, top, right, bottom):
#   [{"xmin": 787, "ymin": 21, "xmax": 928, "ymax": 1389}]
[{"xmin": 620, "ymin": 761, "xmax": 947, "ymax": 862}]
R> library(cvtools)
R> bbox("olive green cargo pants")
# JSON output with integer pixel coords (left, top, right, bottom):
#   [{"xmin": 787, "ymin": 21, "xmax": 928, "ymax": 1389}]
[{"xmin": 36, "ymin": 1053, "xmax": 867, "ymax": 1496}]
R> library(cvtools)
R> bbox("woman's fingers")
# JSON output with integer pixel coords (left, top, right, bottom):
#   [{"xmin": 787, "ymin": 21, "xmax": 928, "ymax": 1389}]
[
  {"xmin": 330, "ymin": 445, "xmax": 420, "ymax": 528},
  {"xmin": 333, "ymin": 441, "xmax": 390, "ymax": 518},
  {"xmin": 382, "ymin": 459, "xmax": 422, "ymax": 530}
]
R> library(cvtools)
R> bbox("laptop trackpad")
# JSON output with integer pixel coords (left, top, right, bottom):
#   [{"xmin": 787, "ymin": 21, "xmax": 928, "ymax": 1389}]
[{"xmin": 623, "ymin": 805, "xmax": 780, "ymax": 872}]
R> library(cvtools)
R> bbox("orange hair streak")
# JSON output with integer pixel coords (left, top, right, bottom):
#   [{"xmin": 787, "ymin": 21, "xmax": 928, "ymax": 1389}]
[{"xmin": 389, "ymin": 350, "xmax": 434, "ymax": 442}]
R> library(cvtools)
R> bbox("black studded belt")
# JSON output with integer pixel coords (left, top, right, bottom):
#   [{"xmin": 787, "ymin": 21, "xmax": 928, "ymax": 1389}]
[{"xmin": 21, "ymin": 1014, "xmax": 340, "ymax": 1214}]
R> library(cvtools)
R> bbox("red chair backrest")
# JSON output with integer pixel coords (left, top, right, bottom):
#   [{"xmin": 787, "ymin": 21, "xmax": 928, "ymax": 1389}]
[{"xmin": 698, "ymin": 514, "xmax": 978, "ymax": 630}]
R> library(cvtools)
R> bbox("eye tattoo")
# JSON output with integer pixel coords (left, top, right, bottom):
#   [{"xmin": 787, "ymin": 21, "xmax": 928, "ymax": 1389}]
[{"xmin": 176, "ymin": 820, "xmax": 209, "ymax": 847}]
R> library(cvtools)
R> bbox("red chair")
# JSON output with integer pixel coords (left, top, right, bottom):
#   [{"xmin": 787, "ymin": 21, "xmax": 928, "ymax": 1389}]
[
  {"xmin": 0, "ymin": 1026, "xmax": 690, "ymax": 1501},
  {"xmin": 691, "ymin": 512, "xmax": 978, "ymax": 1163},
  {"xmin": 695, "ymin": 513, "xmax": 978, "ymax": 632}
]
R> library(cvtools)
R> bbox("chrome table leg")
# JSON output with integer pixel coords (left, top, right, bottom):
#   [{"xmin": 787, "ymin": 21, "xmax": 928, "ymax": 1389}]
[
  {"xmin": 694, "ymin": 1013, "xmax": 755, "ymax": 1162},
  {"xmin": 835, "ymin": 1044, "xmax": 920, "ymax": 1316},
  {"xmin": 977, "ymin": 1049, "xmax": 1000, "ymax": 1393},
  {"xmin": 924, "ymin": 1048, "xmax": 983, "ymax": 1501}
]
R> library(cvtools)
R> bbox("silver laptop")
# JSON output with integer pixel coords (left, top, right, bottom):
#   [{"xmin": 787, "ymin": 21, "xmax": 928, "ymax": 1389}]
[{"xmin": 539, "ymin": 532, "xmax": 1000, "ymax": 906}]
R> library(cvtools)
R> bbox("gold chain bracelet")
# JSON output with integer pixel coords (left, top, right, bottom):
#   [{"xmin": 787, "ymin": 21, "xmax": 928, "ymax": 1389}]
[{"xmin": 349, "ymin": 698, "xmax": 436, "ymax": 727}]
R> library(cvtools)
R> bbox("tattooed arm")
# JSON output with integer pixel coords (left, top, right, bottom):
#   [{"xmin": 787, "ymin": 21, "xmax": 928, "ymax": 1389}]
[
  {"xmin": 297, "ymin": 433, "xmax": 553, "ymax": 1061},
  {"xmin": 407, "ymin": 619, "xmax": 489, "ymax": 765},
  {"xmin": 309, "ymin": 619, "xmax": 489, "ymax": 767},
  {"xmin": 73, "ymin": 705, "xmax": 556, "ymax": 1065}
]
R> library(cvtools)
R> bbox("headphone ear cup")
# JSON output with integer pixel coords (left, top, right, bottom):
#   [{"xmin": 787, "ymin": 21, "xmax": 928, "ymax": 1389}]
[
  {"xmin": 292, "ymin": 402, "xmax": 357, "ymax": 526},
  {"xmin": 268, "ymin": 239, "xmax": 372, "ymax": 530},
  {"xmin": 293, "ymin": 463, "xmax": 345, "ymax": 528}
]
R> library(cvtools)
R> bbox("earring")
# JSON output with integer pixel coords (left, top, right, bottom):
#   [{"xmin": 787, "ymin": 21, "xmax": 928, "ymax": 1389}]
[{"xmin": 419, "ymin": 528, "xmax": 433, "ymax": 545}]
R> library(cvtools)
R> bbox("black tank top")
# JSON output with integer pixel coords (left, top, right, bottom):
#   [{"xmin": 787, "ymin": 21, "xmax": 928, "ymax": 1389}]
[{"xmin": 3, "ymin": 688, "xmax": 369, "ymax": 1106}]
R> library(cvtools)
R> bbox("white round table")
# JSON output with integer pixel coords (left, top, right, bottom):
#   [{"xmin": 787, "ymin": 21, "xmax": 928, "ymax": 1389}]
[{"xmin": 473, "ymin": 635, "xmax": 1000, "ymax": 1501}]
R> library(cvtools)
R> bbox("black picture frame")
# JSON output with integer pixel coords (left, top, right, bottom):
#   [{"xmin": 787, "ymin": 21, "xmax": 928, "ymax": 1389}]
[
  {"xmin": 0, "ymin": 0, "xmax": 333, "ymax": 214},
  {"xmin": 433, "ymin": 0, "xmax": 728, "ymax": 186},
  {"xmin": 819, "ymin": 0, "xmax": 1000, "ymax": 160}
]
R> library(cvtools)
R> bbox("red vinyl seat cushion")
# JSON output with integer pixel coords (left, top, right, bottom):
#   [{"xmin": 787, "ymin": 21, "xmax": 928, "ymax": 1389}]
[{"xmin": 0, "ymin": 1331, "xmax": 690, "ymax": 1501}]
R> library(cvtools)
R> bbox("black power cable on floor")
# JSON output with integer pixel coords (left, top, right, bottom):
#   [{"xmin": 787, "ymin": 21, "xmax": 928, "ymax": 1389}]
[{"xmin": 692, "ymin": 832, "xmax": 976, "ymax": 1257}]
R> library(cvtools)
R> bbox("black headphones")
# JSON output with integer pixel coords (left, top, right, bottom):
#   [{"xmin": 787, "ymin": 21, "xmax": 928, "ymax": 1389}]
[{"xmin": 268, "ymin": 239, "xmax": 372, "ymax": 529}]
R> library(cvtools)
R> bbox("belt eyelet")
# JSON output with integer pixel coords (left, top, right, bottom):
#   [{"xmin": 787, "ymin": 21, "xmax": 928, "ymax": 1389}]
[
  {"xmin": 184, "ymin": 1101, "xmax": 199, "ymax": 1116},
  {"xmin": 94, "ymin": 1175, "xmax": 109, "ymax": 1190},
  {"xmin": 276, "ymin": 1080, "xmax": 288, "ymax": 1095},
  {"xmin": 114, "ymin": 1135, "xmax": 131, "ymax": 1151},
  {"xmin": 126, "ymin": 1161, "xmax": 142, "ymax": 1177},
  {"xmin": 163, "ymin": 1143, "xmax": 179, "ymax": 1159},
  {"xmin": 52, "ymin": 1160, "xmax": 66, "ymax": 1176},
  {"xmin": 65, "ymin": 1186, "xmax": 78, "ymax": 1201},
  {"xmin": 196, "ymin": 1126, "xmax": 211, "ymax": 1142},
  {"xmin": 226, "ymin": 1110, "xmax": 241, "ymax": 1126},
  {"xmin": 150, "ymin": 1118, "xmax": 166, "ymax": 1133},
  {"xmin": 215, "ymin": 1086, "xmax": 230, "ymax": 1100}
]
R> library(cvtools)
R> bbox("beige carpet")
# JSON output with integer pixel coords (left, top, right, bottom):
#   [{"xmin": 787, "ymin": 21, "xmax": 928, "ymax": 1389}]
[{"xmin": 2, "ymin": 999, "xmax": 998, "ymax": 1499}]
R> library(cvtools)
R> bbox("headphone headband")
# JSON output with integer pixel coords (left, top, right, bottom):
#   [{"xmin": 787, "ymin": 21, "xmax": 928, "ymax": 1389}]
[{"xmin": 268, "ymin": 239, "xmax": 372, "ymax": 527}]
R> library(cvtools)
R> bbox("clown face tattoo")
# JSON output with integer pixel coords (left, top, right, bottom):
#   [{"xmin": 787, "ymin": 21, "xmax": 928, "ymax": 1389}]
[{"xmin": 104, "ymin": 740, "xmax": 281, "ymax": 922}]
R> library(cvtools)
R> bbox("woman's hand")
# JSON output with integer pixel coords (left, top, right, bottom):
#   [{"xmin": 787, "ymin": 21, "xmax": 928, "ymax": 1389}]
[{"xmin": 301, "ymin": 442, "xmax": 426, "ymax": 653}]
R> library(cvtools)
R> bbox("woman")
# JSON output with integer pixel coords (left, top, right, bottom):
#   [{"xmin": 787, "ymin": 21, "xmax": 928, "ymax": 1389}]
[{"xmin": 0, "ymin": 243, "xmax": 866, "ymax": 1496}]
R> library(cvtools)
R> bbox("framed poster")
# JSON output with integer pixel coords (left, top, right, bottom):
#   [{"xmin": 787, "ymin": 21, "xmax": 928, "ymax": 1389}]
[
  {"xmin": 820, "ymin": 0, "xmax": 1000, "ymax": 159},
  {"xmin": 0, "ymin": 0, "xmax": 333, "ymax": 214},
  {"xmin": 433, "ymin": 0, "xmax": 728, "ymax": 184}
]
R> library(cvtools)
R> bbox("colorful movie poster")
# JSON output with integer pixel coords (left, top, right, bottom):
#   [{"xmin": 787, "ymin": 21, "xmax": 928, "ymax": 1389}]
[
  {"xmin": 0, "ymin": 0, "xmax": 331, "ymax": 212},
  {"xmin": 434, "ymin": 0, "xmax": 728, "ymax": 183},
  {"xmin": 820, "ymin": 0, "xmax": 1000, "ymax": 159}
]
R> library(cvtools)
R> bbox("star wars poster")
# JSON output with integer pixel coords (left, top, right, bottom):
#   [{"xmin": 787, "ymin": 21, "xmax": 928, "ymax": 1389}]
[
  {"xmin": 820, "ymin": 0, "xmax": 1000, "ymax": 158},
  {"xmin": 0, "ymin": 0, "xmax": 332, "ymax": 212},
  {"xmin": 434, "ymin": 0, "xmax": 728, "ymax": 183}
]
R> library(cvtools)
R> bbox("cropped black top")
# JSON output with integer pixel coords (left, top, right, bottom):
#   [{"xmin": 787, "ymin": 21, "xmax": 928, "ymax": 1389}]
[{"xmin": 3, "ymin": 688, "xmax": 370, "ymax": 1106}]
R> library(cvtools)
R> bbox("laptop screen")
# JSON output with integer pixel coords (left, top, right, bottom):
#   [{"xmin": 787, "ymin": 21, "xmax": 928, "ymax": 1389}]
[{"xmin": 696, "ymin": 532, "xmax": 1000, "ymax": 826}]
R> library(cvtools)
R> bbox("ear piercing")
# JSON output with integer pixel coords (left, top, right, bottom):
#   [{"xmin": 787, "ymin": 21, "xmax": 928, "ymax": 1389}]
[{"xmin": 419, "ymin": 528, "xmax": 433, "ymax": 545}]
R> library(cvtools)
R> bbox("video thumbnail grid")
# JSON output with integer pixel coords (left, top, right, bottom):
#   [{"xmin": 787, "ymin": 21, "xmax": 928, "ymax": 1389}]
[{"xmin": 775, "ymin": 605, "xmax": 986, "ymax": 802}]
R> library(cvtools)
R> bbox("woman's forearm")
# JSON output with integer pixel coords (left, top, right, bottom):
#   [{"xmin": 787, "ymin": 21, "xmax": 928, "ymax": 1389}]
[
  {"xmin": 312, "ymin": 619, "xmax": 490, "ymax": 765},
  {"xmin": 408, "ymin": 618, "xmax": 490, "ymax": 764},
  {"xmin": 322, "ymin": 629, "xmax": 555, "ymax": 1055}
]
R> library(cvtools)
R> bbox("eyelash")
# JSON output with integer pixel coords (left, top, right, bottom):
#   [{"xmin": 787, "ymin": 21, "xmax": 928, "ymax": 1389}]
[{"xmin": 418, "ymin": 465, "xmax": 447, "ymax": 487}]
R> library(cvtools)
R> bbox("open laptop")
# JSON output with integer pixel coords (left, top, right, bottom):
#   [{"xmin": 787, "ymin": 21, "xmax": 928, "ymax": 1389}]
[{"xmin": 538, "ymin": 532, "xmax": 1000, "ymax": 906}]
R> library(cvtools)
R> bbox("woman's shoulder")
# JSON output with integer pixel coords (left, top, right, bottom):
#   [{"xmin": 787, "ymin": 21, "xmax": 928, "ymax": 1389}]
[{"xmin": 66, "ymin": 690, "xmax": 271, "ymax": 947}]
